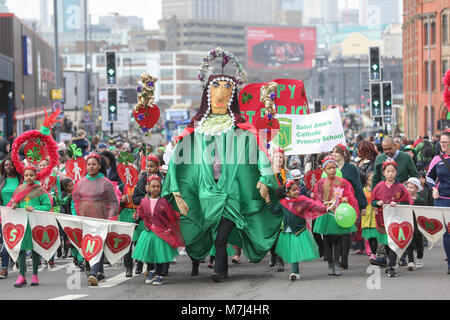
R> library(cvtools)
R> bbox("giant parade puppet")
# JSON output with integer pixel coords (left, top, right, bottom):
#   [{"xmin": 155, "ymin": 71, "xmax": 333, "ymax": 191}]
[{"xmin": 161, "ymin": 48, "xmax": 283, "ymax": 282}]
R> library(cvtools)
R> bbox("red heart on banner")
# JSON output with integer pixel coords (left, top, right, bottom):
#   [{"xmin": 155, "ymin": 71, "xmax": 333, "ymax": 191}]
[
  {"xmin": 32, "ymin": 225, "xmax": 59, "ymax": 250},
  {"xmin": 417, "ymin": 217, "xmax": 444, "ymax": 235},
  {"xmin": 40, "ymin": 175, "xmax": 57, "ymax": 191},
  {"xmin": 388, "ymin": 222, "xmax": 413, "ymax": 249},
  {"xmin": 133, "ymin": 104, "xmax": 160, "ymax": 133},
  {"xmin": 2, "ymin": 223, "xmax": 25, "ymax": 250},
  {"xmin": 64, "ymin": 227, "xmax": 83, "ymax": 249},
  {"xmin": 81, "ymin": 234, "xmax": 103, "ymax": 261},
  {"xmin": 66, "ymin": 158, "xmax": 87, "ymax": 182},
  {"xmin": 117, "ymin": 164, "xmax": 139, "ymax": 188},
  {"xmin": 105, "ymin": 232, "xmax": 132, "ymax": 254}
]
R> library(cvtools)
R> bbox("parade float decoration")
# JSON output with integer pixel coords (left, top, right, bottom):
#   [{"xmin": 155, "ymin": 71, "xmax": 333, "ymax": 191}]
[
  {"xmin": 66, "ymin": 143, "xmax": 87, "ymax": 182},
  {"xmin": 133, "ymin": 73, "xmax": 160, "ymax": 135},
  {"xmin": 443, "ymin": 69, "xmax": 450, "ymax": 112},
  {"xmin": 117, "ymin": 151, "xmax": 139, "ymax": 188},
  {"xmin": 11, "ymin": 107, "xmax": 60, "ymax": 181}
]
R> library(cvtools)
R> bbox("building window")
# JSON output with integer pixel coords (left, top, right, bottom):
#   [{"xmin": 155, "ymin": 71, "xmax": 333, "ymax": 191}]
[
  {"xmin": 443, "ymin": 14, "xmax": 448, "ymax": 44},
  {"xmin": 432, "ymin": 60, "xmax": 436, "ymax": 91},
  {"xmin": 424, "ymin": 22, "xmax": 428, "ymax": 45},
  {"xmin": 431, "ymin": 22, "xmax": 436, "ymax": 45},
  {"xmin": 424, "ymin": 106, "xmax": 429, "ymax": 133},
  {"xmin": 424, "ymin": 61, "xmax": 429, "ymax": 91},
  {"xmin": 160, "ymin": 69, "xmax": 174, "ymax": 79},
  {"xmin": 443, "ymin": 60, "xmax": 449, "ymax": 90}
]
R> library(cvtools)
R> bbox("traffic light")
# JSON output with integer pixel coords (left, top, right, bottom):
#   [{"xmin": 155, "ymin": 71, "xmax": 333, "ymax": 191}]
[
  {"xmin": 107, "ymin": 88, "xmax": 118, "ymax": 121},
  {"xmin": 382, "ymin": 82, "xmax": 392, "ymax": 116},
  {"xmin": 370, "ymin": 82, "xmax": 381, "ymax": 116},
  {"xmin": 369, "ymin": 47, "xmax": 381, "ymax": 81},
  {"xmin": 313, "ymin": 100, "xmax": 322, "ymax": 113},
  {"xmin": 106, "ymin": 51, "xmax": 117, "ymax": 85}
]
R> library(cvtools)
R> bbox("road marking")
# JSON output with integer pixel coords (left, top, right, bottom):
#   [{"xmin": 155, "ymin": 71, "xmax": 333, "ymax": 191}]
[
  {"xmin": 89, "ymin": 272, "xmax": 136, "ymax": 288},
  {"xmin": 49, "ymin": 294, "xmax": 88, "ymax": 300}
]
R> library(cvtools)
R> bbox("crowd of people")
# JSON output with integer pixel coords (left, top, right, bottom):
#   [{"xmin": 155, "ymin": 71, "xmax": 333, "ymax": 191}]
[{"xmin": 0, "ymin": 125, "xmax": 448, "ymax": 288}]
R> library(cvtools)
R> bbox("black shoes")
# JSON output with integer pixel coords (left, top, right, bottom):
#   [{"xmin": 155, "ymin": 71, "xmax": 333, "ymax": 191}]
[
  {"xmin": 135, "ymin": 262, "xmax": 143, "ymax": 275},
  {"xmin": 211, "ymin": 273, "xmax": 227, "ymax": 282},
  {"xmin": 276, "ymin": 262, "xmax": 285, "ymax": 272},
  {"xmin": 125, "ymin": 268, "xmax": 132, "ymax": 278}
]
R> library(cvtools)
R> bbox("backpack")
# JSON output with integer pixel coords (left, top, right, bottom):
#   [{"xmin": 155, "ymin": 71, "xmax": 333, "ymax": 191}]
[{"xmin": 421, "ymin": 140, "xmax": 434, "ymax": 158}]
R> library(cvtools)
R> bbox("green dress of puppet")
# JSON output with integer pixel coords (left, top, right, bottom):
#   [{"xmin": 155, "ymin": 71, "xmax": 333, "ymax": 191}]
[{"xmin": 162, "ymin": 77, "xmax": 282, "ymax": 263}]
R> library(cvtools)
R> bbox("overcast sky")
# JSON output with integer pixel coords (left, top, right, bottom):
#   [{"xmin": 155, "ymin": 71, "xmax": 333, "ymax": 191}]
[{"xmin": 6, "ymin": 0, "xmax": 163, "ymax": 29}]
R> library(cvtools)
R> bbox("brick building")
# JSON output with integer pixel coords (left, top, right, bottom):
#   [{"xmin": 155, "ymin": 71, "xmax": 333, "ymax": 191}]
[{"xmin": 403, "ymin": 0, "xmax": 450, "ymax": 138}]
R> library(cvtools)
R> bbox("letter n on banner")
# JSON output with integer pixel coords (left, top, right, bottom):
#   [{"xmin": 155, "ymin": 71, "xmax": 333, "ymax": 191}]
[
  {"xmin": 81, "ymin": 219, "xmax": 108, "ymax": 266},
  {"xmin": 28, "ymin": 210, "xmax": 61, "ymax": 261},
  {"xmin": 0, "ymin": 207, "xmax": 28, "ymax": 262},
  {"xmin": 103, "ymin": 222, "xmax": 135, "ymax": 265}
]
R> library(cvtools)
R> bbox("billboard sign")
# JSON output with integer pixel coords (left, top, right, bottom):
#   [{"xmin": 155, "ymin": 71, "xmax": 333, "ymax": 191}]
[{"xmin": 247, "ymin": 27, "xmax": 316, "ymax": 69}]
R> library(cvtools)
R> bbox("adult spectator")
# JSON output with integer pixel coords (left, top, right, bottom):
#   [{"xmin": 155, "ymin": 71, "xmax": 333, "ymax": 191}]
[
  {"xmin": 355, "ymin": 140, "xmax": 377, "ymax": 187},
  {"xmin": 426, "ymin": 131, "xmax": 450, "ymax": 274},
  {"xmin": 372, "ymin": 137, "xmax": 418, "ymax": 190},
  {"xmin": 433, "ymin": 134, "xmax": 442, "ymax": 156},
  {"xmin": 0, "ymin": 138, "xmax": 9, "ymax": 161},
  {"xmin": 71, "ymin": 129, "xmax": 89, "ymax": 157},
  {"xmin": 414, "ymin": 135, "xmax": 434, "ymax": 171},
  {"xmin": 100, "ymin": 150, "xmax": 121, "ymax": 184},
  {"xmin": 90, "ymin": 136, "xmax": 101, "ymax": 152}
]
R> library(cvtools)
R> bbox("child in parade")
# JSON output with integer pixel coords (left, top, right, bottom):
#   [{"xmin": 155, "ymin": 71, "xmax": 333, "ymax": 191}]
[
  {"xmin": 9, "ymin": 166, "xmax": 52, "ymax": 287},
  {"xmin": 132, "ymin": 175, "xmax": 183, "ymax": 285},
  {"xmin": 404, "ymin": 177, "xmax": 425, "ymax": 270},
  {"xmin": 267, "ymin": 180, "xmax": 328, "ymax": 281},
  {"xmin": 361, "ymin": 172, "xmax": 383, "ymax": 263},
  {"xmin": 313, "ymin": 156, "xmax": 360, "ymax": 276},
  {"xmin": 371, "ymin": 160, "xmax": 413, "ymax": 277}
]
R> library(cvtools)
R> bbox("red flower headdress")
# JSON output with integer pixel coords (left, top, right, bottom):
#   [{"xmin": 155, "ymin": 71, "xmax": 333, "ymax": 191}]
[
  {"xmin": 284, "ymin": 179, "xmax": 298, "ymax": 193},
  {"xmin": 321, "ymin": 156, "xmax": 337, "ymax": 168},
  {"xmin": 146, "ymin": 154, "xmax": 160, "ymax": 165},
  {"xmin": 86, "ymin": 153, "xmax": 101, "ymax": 162},
  {"xmin": 146, "ymin": 174, "xmax": 162, "ymax": 183},
  {"xmin": 11, "ymin": 107, "xmax": 61, "ymax": 180},
  {"xmin": 336, "ymin": 143, "xmax": 348, "ymax": 153},
  {"xmin": 382, "ymin": 159, "xmax": 398, "ymax": 170}
]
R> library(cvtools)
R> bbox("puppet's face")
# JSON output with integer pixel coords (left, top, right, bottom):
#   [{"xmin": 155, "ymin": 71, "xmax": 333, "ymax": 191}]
[{"xmin": 210, "ymin": 80, "xmax": 234, "ymax": 115}]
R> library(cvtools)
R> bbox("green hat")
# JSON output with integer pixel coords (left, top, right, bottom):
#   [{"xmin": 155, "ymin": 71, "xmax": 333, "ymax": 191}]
[{"xmin": 403, "ymin": 145, "xmax": 417, "ymax": 156}]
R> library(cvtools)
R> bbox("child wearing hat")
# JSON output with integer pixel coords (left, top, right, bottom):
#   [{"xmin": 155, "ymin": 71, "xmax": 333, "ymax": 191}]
[{"xmin": 404, "ymin": 177, "xmax": 426, "ymax": 270}]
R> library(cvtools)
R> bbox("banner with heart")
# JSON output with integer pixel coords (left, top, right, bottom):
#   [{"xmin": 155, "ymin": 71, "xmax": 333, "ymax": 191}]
[
  {"xmin": 81, "ymin": 219, "xmax": 108, "ymax": 265},
  {"xmin": 55, "ymin": 214, "xmax": 84, "ymax": 255},
  {"xmin": 413, "ymin": 206, "xmax": 446, "ymax": 249},
  {"xmin": 1, "ymin": 207, "xmax": 28, "ymax": 262},
  {"xmin": 28, "ymin": 210, "xmax": 61, "ymax": 260},
  {"xmin": 384, "ymin": 205, "xmax": 414, "ymax": 257},
  {"xmin": 40, "ymin": 175, "xmax": 57, "ymax": 192},
  {"xmin": 103, "ymin": 221, "xmax": 134, "ymax": 265}
]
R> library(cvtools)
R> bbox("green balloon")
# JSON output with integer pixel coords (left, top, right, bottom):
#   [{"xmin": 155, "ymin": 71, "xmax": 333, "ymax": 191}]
[
  {"xmin": 334, "ymin": 203, "xmax": 357, "ymax": 228},
  {"xmin": 321, "ymin": 167, "xmax": 343, "ymax": 179}
]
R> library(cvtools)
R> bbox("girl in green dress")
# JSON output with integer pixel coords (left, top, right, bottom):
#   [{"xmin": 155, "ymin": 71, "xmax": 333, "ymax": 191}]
[
  {"xmin": 10, "ymin": 166, "xmax": 52, "ymax": 287},
  {"xmin": 267, "ymin": 180, "xmax": 329, "ymax": 281}
]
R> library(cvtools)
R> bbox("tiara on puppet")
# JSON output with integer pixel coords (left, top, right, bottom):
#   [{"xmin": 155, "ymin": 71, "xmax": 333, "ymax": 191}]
[
  {"xmin": 11, "ymin": 107, "xmax": 60, "ymax": 181},
  {"xmin": 146, "ymin": 174, "xmax": 162, "ymax": 183},
  {"xmin": 322, "ymin": 156, "xmax": 337, "ymax": 168},
  {"xmin": 382, "ymin": 159, "xmax": 398, "ymax": 170},
  {"xmin": 198, "ymin": 47, "xmax": 247, "ymax": 92}
]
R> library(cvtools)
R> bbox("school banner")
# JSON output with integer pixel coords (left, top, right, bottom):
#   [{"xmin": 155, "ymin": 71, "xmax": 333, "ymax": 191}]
[
  {"xmin": 104, "ymin": 222, "xmax": 134, "ymax": 265},
  {"xmin": 383, "ymin": 206, "xmax": 414, "ymax": 257},
  {"xmin": 1, "ymin": 207, "xmax": 28, "ymax": 262},
  {"xmin": 28, "ymin": 211, "xmax": 61, "ymax": 261},
  {"xmin": 413, "ymin": 206, "xmax": 446, "ymax": 249},
  {"xmin": 273, "ymin": 108, "xmax": 345, "ymax": 155}
]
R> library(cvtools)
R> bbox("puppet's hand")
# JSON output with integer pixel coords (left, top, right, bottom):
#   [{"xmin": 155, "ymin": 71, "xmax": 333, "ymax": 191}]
[
  {"xmin": 257, "ymin": 181, "xmax": 269, "ymax": 200},
  {"xmin": 174, "ymin": 194, "xmax": 189, "ymax": 216}
]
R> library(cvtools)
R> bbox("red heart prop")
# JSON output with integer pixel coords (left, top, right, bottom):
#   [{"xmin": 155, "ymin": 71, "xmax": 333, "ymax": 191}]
[
  {"xmin": 66, "ymin": 158, "xmax": 87, "ymax": 181},
  {"xmin": 24, "ymin": 139, "xmax": 48, "ymax": 165},
  {"xmin": 254, "ymin": 118, "xmax": 280, "ymax": 142},
  {"xmin": 64, "ymin": 227, "xmax": 83, "ymax": 249},
  {"xmin": 40, "ymin": 175, "xmax": 57, "ymax": 191},
  {"xmin": 417, "ymin": 217, "xmax": 444, "ymax": 235},
  {"xmin": 105, "ymin": 232, "xmax": 131, "ymax": 254},
  {"xmin": 388, "ymin": 222, "xmax": 413, "ymax": 249},
  {"xmin": 117, "ymin": 163, "xmax": 139, "ymax": 187},
  {"xmin": 447, "ymin": 223, "xmax": 450, "ymax": 234},
  {"xmin": 32, "ymin": 225, "xmax": 59, "ymax": 250},
  {"xmin": 133, "ymin": 104, "xmax": 160, "ymax": 133},
  {"xmin": 81, "ymin": 234, "xmax": 103, "ymax": 261},
  {"xmin": 2, "ymin": 223, "xmax": 25, "ymax": 250},
  {"xmin": 304, "ymin": 168, "xmax": 323, "ymax": 191}
]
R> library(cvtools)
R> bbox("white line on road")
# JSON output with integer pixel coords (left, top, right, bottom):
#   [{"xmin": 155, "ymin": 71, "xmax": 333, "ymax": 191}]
[{"xmin": 49, "ymin": 294, "xmax": 88, "ymax": 300}]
